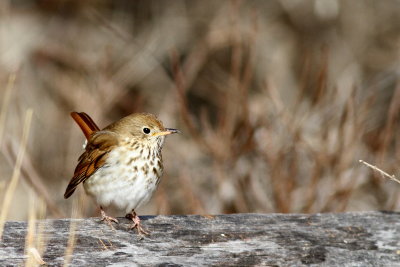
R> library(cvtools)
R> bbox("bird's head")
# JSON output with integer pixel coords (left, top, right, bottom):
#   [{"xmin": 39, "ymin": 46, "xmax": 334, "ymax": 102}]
[{"xmin": 106, "ymin": 113, "xmax": 179, "ymax": 149}]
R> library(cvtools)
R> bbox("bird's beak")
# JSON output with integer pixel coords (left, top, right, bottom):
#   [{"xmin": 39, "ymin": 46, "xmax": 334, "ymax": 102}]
[{"xmin": 152, "ymin": 128, "xmax": 180, "ymax": 137}]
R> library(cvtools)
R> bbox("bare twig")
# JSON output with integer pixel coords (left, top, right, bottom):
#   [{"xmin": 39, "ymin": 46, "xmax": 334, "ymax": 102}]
[{"xmin": 359, "ymin": 160, "xmax": 400, "ymax": 185}]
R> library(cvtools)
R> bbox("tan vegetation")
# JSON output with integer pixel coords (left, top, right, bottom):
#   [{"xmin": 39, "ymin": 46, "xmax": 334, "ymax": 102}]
[{"xmin": 1, "ymin": 0, "xmax": 400, "ymax": 224}]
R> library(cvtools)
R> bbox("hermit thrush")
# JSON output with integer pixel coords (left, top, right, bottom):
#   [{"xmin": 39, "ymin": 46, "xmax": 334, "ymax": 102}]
[{"xmin": 64, "ymin": 111, "xmax": 178, "ymax": 235}]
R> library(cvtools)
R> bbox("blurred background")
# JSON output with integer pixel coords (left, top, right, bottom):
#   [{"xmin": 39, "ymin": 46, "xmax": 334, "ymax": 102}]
[{"xmin": 1, "ymin": 0, "xmax": 400, "ymax": 221}]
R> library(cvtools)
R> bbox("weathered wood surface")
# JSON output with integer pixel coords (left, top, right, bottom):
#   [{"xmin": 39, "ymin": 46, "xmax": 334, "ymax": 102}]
[{"xmin": 1, "ymin": 211, "xmax": 400, "ymax": 266}]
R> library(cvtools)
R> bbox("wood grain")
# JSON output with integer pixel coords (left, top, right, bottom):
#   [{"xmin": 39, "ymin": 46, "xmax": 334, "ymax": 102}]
[{"xmin": 1, "ymin": 212, "xmax": 400, "ymax": 266}]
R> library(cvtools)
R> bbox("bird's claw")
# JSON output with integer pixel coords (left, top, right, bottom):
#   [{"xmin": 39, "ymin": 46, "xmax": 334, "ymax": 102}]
[
  {"xmin": 126, "ymin": 211, "xmax": 149, "ymax": 236},
  {"xmin": 101, "ymin": 209, "xmax": 119, "ymax": 229}
]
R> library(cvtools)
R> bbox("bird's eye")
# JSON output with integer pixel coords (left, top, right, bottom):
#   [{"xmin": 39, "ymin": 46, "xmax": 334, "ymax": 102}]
[{"xmin": 143, "ymin": 127, "xmax": 151, "ymax": 134}]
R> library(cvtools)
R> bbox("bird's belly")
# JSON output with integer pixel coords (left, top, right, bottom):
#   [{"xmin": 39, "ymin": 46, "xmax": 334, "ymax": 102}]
[{"xmin": 83, "ymin": 147, "xmax": 162, "ymax": 214}]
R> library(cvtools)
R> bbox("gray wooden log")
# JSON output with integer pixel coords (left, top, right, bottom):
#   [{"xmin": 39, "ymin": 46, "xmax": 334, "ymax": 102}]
[{"xmin": 1, "ymin": 211, "xmax": 400, "ymax": 266}]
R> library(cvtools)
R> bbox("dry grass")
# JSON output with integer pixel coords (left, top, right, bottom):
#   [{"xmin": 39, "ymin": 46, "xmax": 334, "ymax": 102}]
[
  {"xmin": 63, "ymin": 197, "xmax": 81, "ymax": 267},
  {"xmin": 24, "ymin": 195, "xmax": 47, "ymax": 266},
  {"xmin": 0, "ymin": 0, "xmax": 400, "ymax": 224},
  {"xmin": 0, "ymin": 109, "xmax": 32, "ymax": 238}
]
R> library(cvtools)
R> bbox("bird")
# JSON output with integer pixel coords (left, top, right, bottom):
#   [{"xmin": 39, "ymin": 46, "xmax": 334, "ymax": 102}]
[{"xmin": 64, "ymin": 111, "xmax": 179, "ymax": 235}]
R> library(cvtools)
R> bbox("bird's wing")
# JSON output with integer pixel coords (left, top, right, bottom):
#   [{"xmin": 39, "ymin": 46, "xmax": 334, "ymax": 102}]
[{"xmin": 64, "ymin": 131, "xmax": 119, "ymax": 199}]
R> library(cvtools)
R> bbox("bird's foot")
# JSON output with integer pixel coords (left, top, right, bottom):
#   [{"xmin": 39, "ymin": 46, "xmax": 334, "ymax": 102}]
[
  {"xmin": 100, "ymin": 209, "xmax": 119, "ymax": 229},
  {"xmin": 126, "ymin": 210, "xmax": 149, "ymax": 236}
]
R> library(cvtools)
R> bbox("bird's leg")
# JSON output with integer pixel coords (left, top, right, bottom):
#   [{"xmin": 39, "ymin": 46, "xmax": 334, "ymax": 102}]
[
  {"xmin": 125, "ymin": 210, "xmax": 149, "ymax": 235},
  {"xmin": 100, "ymin": 206, "xmax": 119, "ymax": 228}
]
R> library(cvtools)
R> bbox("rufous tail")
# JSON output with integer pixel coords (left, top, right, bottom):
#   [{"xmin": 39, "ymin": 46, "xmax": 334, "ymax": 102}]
[{"xmin": 70, "ymin": 112, "xmax": 100, "ymax": 140}]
